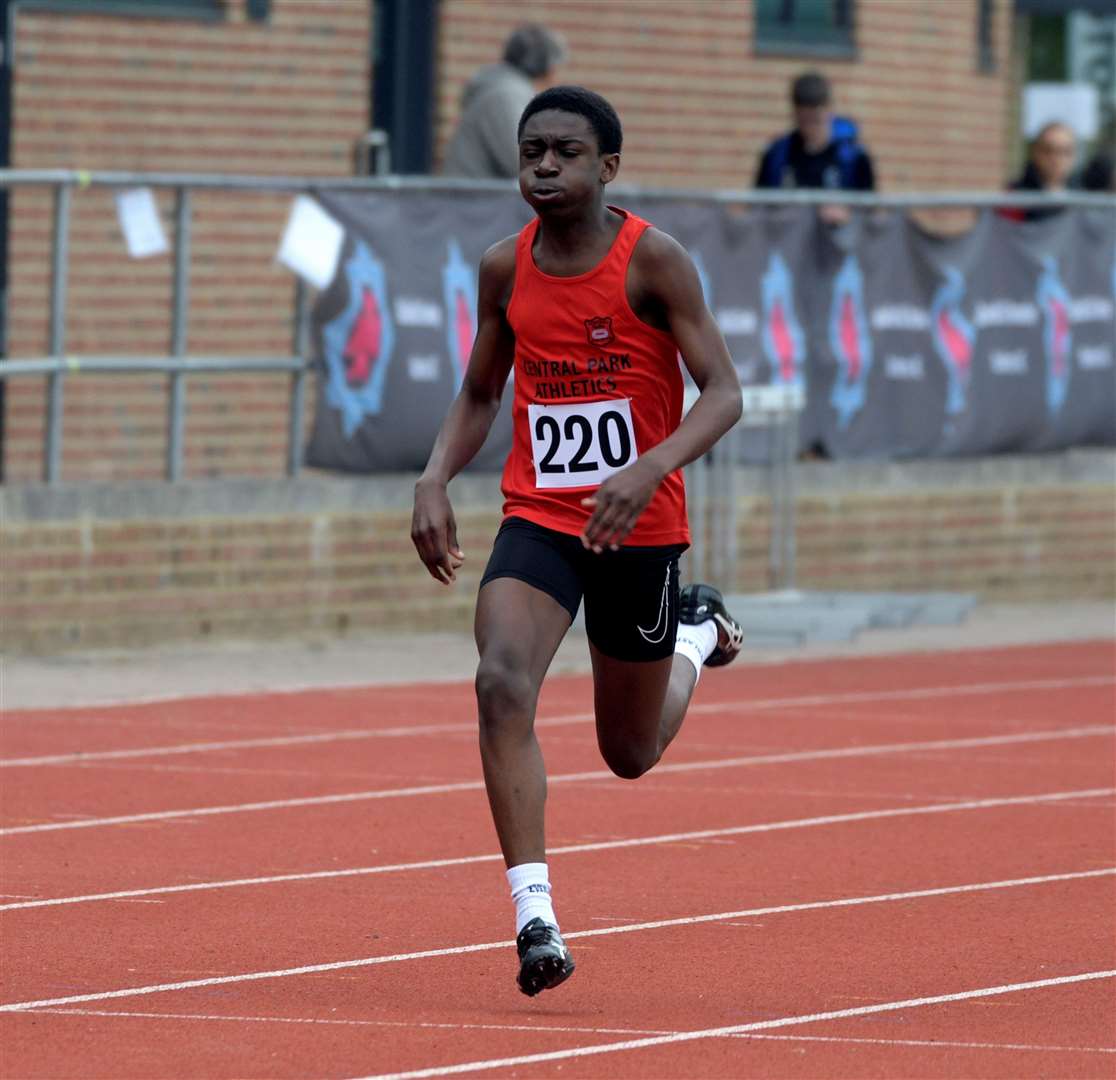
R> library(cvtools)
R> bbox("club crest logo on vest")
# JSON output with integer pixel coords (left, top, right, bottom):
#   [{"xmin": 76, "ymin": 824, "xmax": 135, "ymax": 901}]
[
  {"xmin": 1036, "ymin": 256, "xmax": 1072, "ymax": 415},
  {"xmin": 322, "ymin": 240, "xmax": 396, "ymax": 437},
  {"xmin": 761, "ymin": 252, "xmax": 805, "ymax": 388},
  {"xmin": 442, "ymin": 240, "xmax": 477, "ymax": 390},
  {"xmin": 828, "ymin": 255, "xmax": 872, "ymax": 429},
  {"xmin": 930, "ymin": 267, "xmax": 976, "ymax": 419},
  {"xmin": 584, "ymin": 316, "xmax": 614, "ymax": 348}
]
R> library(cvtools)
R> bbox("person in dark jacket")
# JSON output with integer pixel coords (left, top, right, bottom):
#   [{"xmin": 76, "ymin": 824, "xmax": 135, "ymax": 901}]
[
  {"xmin": 443, "ymin": 24, "xmax": 567, "ymax": 179},
  {"xmin": 755, "ymin": 71, "xmax": 875, "ymax": 194},
  {"xmin": 1080, "ymin": 151, "xmax": 1114, "ymax": 193}
]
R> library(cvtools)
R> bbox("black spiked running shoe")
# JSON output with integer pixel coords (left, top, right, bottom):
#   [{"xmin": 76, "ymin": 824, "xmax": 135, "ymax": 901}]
[
  {"xmin": 515, "ymin": 918, "xmax": 575, "ymax": 997},
  {"xmin": 679, "ymin": 583, "xmax": 744, "ymax": 667}
]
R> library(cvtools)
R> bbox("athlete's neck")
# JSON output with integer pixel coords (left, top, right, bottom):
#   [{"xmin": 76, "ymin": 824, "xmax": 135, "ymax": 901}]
[{"xmin": 533, "ymin": 202, "xmax": 623, "ymax": 276}]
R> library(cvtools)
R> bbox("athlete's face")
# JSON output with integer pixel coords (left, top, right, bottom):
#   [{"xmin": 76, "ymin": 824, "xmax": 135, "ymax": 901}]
[{"xmin": 518, "ymin": 110, "xmax": 619, "ymax": 214}]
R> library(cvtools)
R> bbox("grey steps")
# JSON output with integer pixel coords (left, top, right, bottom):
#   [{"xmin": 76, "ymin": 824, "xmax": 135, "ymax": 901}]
[{"xmin": 723, "ymin": 590, "xmax": 977, "ymax": 646}]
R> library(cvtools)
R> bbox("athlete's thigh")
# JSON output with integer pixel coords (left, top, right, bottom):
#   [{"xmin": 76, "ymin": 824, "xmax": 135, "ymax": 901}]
[
  {"xmin": 475, "ymin": 518, "xmax": 582, "ymax": 687},
  {"xmin": 589, "ymin": 642, "xmax": 674, "ymax": 749},
  {"xmin": 583, "ymin": 543, "xmax": 682, "ymax": 742},
  {"xmin": 475, "ymin": 578, "xmax": 572, "ymax": 689}
]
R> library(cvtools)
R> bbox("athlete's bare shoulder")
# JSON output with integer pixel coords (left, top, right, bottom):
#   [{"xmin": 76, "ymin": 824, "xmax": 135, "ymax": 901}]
[
  {"xmin": 627, "ymin": 226, "xmax": 703, "ymax": 330},
  {"xmin": 478, "ymin": 234, "xmax": 519, "ymax": 310},
  {"xmin": 630, "ymin": 226, "xmax": 693, "ymax": 277}
]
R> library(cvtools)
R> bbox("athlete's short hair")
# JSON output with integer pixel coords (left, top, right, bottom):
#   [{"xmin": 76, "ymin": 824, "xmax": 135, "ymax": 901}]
[
  {"xmin": 517, "ymin": 85, "xmax": 623, "ymax": 156},
  {"xmin": 791, "ymin": 71, "xmax": 831, "ymax": 108},
  {"xmin": 503, "ymin": 24, "xmax": 567, "ymax": 80}
]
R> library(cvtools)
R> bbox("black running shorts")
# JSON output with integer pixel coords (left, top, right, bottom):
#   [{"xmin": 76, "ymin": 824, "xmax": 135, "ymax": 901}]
[{"xmin": 479, "ymin": 516, "xmax": 686, "ymax": 662}]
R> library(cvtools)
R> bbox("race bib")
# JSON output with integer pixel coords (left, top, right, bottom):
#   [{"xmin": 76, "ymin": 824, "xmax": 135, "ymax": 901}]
[{"xmin": 527, "ymin": 398, "xmax": 638, "ymax": 489}]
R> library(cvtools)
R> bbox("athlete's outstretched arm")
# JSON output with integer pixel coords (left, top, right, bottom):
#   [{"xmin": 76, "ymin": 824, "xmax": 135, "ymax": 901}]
[
  {"xmin": 412, "ymin": 240, "xmax": 516, "ymax": 585},
  {"xmin": 581, "ymin": 232, "xmax": 742, "ymax": 551}
]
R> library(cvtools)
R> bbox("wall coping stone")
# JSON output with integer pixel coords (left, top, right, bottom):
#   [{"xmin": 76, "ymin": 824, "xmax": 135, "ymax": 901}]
[{"xmin": 2, "ymin": 449, "xmax": 1113, "ymax": 524}]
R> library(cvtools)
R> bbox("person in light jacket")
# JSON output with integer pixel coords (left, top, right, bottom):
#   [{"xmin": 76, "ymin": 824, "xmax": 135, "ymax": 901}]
[{"xmin": 443, "ymin": 24, "xmax": 567, "ymax": 179}]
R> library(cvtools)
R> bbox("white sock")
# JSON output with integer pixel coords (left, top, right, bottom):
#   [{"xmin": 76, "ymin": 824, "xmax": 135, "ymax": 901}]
[
  {"xmin": 674, "ymin": 617, "xmax": 719, "ymax": 683},
  {"xmin": 507, "ymin": 862, "xmax": 557, "ymax": 934}
]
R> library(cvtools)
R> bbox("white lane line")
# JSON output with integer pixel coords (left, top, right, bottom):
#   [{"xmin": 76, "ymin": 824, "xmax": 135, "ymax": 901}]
[
  {"xmin": 2, "ymin": 725, "xmax": 1109, "ymax": 837},
  {"xmin": 22, "ymin": 1010, "xmax": 1116, "ymax": 1056},
  {"xmin": 19, "ymin": 1008, "xmax": 675, "ymax": 1038},
  {"xmin": 3, "ymin": 787, "xmax": 1109, "ymax": 911},
  {"xmin": 352, "ymin": 970, "xmax": 1116, "ymax": 1080},
  {"xmin": 1, "ymin": 867, "xmax": 1111, "ymax": 1012},
  {"xmin": 4, "ymin": 675, "xmax": 1111, "ymax": 768},
  {"xmin": 739, "ymin": 1033, "xmax": 1116, "ymax": 1054}
]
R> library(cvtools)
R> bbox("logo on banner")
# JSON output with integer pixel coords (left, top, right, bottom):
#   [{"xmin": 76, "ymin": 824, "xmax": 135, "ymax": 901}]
[
  {"xmin": 442, "ymin": 240, "xmax": 477, "ymax": 390},
  {"xmin": 828, "ymin": 256, "xmax": 872, "ymax": 429},
  {"xmin": 761, "ymin": 252, "xmax": 804, "ymax": 388},
  {"xmin": 322, "ymin": 240, "xmax": 396, "ymax": 437},
  {"xmin": 930, "ymin": 267, "xmax": 976, "ymax": 418},
  {"xmin": 1036, "ymin": 257, "xmax": 1072, "ymax": 415},
  {"xmin": 584, "ymin": 317, "xmax": 614, "ymax": 347}
]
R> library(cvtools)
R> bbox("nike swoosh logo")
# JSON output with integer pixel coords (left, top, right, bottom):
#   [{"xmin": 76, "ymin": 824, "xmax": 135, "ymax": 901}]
[{"xmin": 637, "ymin": 567, "xmax": 673, "ymax": 644}]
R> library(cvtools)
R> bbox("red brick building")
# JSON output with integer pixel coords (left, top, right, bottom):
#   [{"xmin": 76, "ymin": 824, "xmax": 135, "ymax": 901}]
[{"xmin": 4, "ymin": 0, "xmax": 1017, "ymax": 483}]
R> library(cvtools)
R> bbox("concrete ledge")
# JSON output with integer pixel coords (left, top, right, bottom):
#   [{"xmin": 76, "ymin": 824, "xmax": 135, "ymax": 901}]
[{"xmin": 2, "ymin": 448, "xmax": 1113, "ymax": 523}]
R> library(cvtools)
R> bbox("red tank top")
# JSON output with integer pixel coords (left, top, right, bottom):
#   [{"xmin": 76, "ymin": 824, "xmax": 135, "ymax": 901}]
[{"xmin": 502, "ymin": 208, "xmax": 690, "ymax": 547}]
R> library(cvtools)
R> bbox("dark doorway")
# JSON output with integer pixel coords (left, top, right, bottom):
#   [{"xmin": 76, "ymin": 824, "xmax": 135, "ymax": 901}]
[{"xmin": 372, "ymin": 0, "xmax": 438, "ymax": 175}]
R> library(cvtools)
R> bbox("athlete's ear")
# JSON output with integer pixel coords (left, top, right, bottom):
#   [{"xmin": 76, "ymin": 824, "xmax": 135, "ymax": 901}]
[{"xmin": 600, "ymin": 153, "xmax": 620, "ymax": 184}]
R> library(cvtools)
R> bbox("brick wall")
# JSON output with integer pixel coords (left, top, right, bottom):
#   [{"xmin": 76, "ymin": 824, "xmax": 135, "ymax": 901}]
[
  {"xmin": 4, "ymin": 454, "xmax": 1112, "ymax": 654},
  {"xmin": 435, "ymin": 0, "xmax": 1016, "ymax": 190},
  {"xmin": 5, "ymin": 0, "xmax": 370, "ymax": 482}
]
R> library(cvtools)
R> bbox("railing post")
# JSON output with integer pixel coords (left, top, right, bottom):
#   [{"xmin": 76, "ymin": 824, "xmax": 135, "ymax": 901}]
[
  {"xmin": 44, "ymin": 183, "xmax": 72, "ymax": 484},
  {"xmin": 783, "ymin": 409, "xmax": 799, "ymax": 590},
  {"xmin": 766, "ymin": 422, "xmax": 780, "ymax": 590},
  {"xmin": 287, "ymin": 276, "xmax": 310, "ymax": 477},
  {"xmin": 166, "ymin": 186, "xmax": 191, "ymax": 482}
]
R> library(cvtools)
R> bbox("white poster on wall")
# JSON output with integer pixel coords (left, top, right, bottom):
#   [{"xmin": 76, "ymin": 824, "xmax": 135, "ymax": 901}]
[
  {"xmin": 1022, "ymin": 82, "xmax": 1100, "ymax": 139},
  {"xmin": 115, "ymin": 187, "xmax": 169, "ymax": 259}
]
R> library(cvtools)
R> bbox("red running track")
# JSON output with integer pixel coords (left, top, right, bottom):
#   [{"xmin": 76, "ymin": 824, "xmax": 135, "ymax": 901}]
[{"xmin": 1, "ymin": 640, "xmax": 1114, "ymax": 1079}]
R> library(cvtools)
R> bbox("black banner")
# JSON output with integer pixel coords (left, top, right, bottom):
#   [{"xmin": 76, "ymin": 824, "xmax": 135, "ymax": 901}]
[{"xmin": 305, "ymin": 192, "xmax": 1115, "ymax": 471}]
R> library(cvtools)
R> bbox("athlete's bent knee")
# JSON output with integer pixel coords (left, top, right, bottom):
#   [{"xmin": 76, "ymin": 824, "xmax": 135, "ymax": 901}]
[
  {"xmin": 475, "ymin": 658, "xmax": 536, "ymax": 739},
  {"xmin": 599, "ymin": 741, "xmax": 658, "ymax": 781}
]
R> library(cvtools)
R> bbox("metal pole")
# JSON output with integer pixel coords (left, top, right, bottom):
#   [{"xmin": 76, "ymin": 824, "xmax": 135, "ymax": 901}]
[
  {"xmin": 287, "ymin": 276, "xmax": 310, "ymax": 477},
  {"xmin": 44, "ymin": 183, "xmax": 71, "ymax": 484},
  {"xmin": 723, "ymin": 423, "xmax": 739, "ymax": 593},
  {"xmin": 766, "ymin": 421, "xmax": 782, "ymax": 590},
  {"xmin": 783, "ymin": 409, "xmax": 799, "ymax": 590},
  {"xmin": 167, "ymin": 186, "xmax": 190, "ymax": 481}
]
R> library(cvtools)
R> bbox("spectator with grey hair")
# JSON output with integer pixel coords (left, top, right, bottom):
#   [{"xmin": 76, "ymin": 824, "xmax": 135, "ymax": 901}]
[{"xmin": 443, "ymin": 24, "xmax": 567, "ymax": 179}]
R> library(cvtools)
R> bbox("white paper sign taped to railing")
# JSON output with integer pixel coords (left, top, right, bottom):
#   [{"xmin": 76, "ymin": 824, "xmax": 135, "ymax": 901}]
[
  {"xmin": 114, "ymin": 187, "xmax": 169, "ymax": 259},
  {"xmin": 276, "ymin": 195, "xmax": 345, "ymax": 290}
]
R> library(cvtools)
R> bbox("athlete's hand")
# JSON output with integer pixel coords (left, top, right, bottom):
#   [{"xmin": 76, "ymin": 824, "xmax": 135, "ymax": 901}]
[
  {"xmin": 411, "ymin": 479, "xmax": 466, "ymax": 585},
  {"xmin": 579, "ymin": 457, "xmax": 665, "ymax": 553}
]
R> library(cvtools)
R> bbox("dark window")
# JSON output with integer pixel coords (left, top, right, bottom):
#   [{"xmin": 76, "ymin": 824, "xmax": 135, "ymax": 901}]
[
  {"xmin": 755, "ymin": 0, "xmax": 856, "ymax": 57},
  {"xmin": 977, "ymin": 0, "xmax": 996, "ymax": 73},
  {"xmin": 18, "ymin": 0, "xmax": 224, "ymax": 20}
]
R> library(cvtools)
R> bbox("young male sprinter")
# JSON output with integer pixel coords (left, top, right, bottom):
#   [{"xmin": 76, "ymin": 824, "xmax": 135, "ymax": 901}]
[{"xmin": 411, "ymin": 86, "xmax": 745, "ymax": 996}]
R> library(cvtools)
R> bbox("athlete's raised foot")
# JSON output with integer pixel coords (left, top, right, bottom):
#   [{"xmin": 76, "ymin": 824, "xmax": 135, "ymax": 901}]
[
  {"xmin": 679, "ymin": 583, "xmax": 744, "ymax": 667},
  {"xmin": 516, "ymin": 917, "xmax": 576, "ymax": 996}
]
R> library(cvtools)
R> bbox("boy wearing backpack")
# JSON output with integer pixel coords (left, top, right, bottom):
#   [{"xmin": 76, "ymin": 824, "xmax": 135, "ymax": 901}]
[{"xmin": 756, "ymin": 71, "xmax": 875, "ymax": 223}]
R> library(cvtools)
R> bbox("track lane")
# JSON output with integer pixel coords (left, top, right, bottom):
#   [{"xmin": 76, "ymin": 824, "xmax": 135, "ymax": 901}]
[
  {"xmin": 3, "ymin": 790, "xmax": 1112, "ymax": 1003},
  {"xmin": 3, "ymin": 680, "xmax": 1112, "ymax": 829}
]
